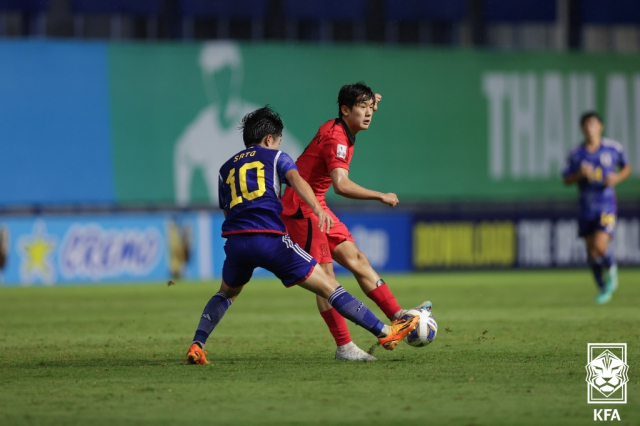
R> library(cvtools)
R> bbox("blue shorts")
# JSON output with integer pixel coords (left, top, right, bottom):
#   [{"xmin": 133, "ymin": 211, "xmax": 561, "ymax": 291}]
[
  {"xmin": 578, "ymin": 212, "xmax": 616, "ymax": 238},
  {"xmin": 222, "ymin": 233, "xmax": 317, "ymax": 288}
]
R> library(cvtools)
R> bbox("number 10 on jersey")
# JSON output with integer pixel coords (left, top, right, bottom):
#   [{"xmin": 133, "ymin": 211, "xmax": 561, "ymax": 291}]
[{"xmin": 225, "ymin": 161, "xmax": 266, "ymax": 208}]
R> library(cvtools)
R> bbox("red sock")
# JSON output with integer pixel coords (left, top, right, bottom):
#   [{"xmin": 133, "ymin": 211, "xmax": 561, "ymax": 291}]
[
  {"xmin": 367, "ymin": 283, "xmax": 401, "ymax": 320},
  {"xmin": 320, "ymin": 308, "xmax": 352, "ymax": 346}
]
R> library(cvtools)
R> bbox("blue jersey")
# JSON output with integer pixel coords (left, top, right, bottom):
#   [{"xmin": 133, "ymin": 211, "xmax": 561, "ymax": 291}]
[
  {"xmin": 562, "ymin": 138, "xmax": 628, "ymax": 219},
  {"xmin": 218, "ymin": 145, "xmax": 298, "ymax": 237}
]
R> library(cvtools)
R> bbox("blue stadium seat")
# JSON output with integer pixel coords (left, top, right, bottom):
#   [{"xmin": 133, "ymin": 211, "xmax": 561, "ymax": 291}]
[
  {"xmin": 484, "ymin": 0, "xmax": 556, "ymax": 23},
  {"xmin": 283, "ymin": 1, "xmax": 325, "ymax": 19},
  {"xmin": 384, "ymin": 0, "xmax": 466, "ymax": 44},
  {"xmin": 71, "ymin": 0, "xmax": 160, "ymax": 16},
  {"xmin": 0, "ymin": 0, "xmax": 49, "ymax": 13},
  {"xmin": 384, "ymin": 0, "xmax": 466, "ymax": 23},
  {"xmin": 71, "ymin": 0, "xmax": 119, "ymax": 14},
  {"xmin": 419, "ymin": 0, "xmax": 467, "ymax": 21},
  {"xmin": 120, "ymin": 0, "xmax": 160, "ymax": 17},
  {"xmin": 179, "ymin": 0, "xmax": 268, "ymax": 39},
  {"xmin": 179, "ymin": 0, "xmax": 268, "ymax": 20},
  {"xmin": 0, "ymin": 0, "xmax": 49, "ymax": 36},
  {"xmin": 283, "ymin": 0, "xmax": 368, "ymax": 21},
  {"xmin": 283, "ymin": 0, "xmax": 368, "ymax": 41},
  {"xmin": 580, "ymin": 0, "xmax": 640, "ymax": 25},
  {"xmin": 71, "ymin": 0, "xmax": 161, "ymax": 38}
]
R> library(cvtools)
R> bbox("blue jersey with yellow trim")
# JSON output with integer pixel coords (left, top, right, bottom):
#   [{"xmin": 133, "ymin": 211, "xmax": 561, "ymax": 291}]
[
  {"xmin": 562, "ymin": 138, "xmax": 628, "ymax": 219},
  {"xmin": 218, "ymin": 145, "xmax": 298, "ymax": 237}
]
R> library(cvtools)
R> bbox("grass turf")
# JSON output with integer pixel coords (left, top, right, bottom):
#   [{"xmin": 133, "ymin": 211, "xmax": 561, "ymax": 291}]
[{"xmin": 0, "ymin": 269, "xmax": 638, "ymax": 426}]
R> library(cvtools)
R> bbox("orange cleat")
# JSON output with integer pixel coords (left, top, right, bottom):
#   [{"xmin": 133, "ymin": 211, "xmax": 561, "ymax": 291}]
[
  {"xmin": 186, "ymin": 343, "xmax": 209, "ymax": 365},
  {"xmin": 378, "ymin": 314, "xmax": 420, "ymax": 350}
]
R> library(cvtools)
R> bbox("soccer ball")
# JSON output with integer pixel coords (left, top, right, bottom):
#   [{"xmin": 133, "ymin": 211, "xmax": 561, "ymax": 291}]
[{"xmin": 402, "ymin": 309, "xmax": 437, "ymax": 347}]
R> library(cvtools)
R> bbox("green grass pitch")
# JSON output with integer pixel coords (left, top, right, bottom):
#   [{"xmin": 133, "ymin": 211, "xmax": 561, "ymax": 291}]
[{"xmin": 1, "ymin": 269, "xmax": 638, "ymax": 426}]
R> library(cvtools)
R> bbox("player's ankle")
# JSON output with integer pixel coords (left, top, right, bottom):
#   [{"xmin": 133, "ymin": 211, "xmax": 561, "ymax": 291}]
[
  {"xmin": 377, "ymin": 325, "xmax": 390, "ymax": 338},
  {"xmin": 392, "ymin": 309, "xmax": 406, "ymax": 321},
  {"xmin": 337, "ymin": 341, "xmax": 355, "ymax": 350}
]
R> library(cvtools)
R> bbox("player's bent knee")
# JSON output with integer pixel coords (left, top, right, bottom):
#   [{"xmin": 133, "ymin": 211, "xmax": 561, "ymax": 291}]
[
  {"xmin": 344, "ymin": 250, "xmax": 372, "ymax": 273},
  {"xmin": 319, "ymin": 262, "xmax": 336, "ymax": 279}
]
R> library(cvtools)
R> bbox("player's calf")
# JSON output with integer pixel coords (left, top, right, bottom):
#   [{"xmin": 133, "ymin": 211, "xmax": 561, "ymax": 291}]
[
  {"xmin": 186, "ymin": 283, "xmax": 242, "ymax": 364},
  {"xmin": 299, "ymin": 268, "xmax": 418, "ymax": 347}
]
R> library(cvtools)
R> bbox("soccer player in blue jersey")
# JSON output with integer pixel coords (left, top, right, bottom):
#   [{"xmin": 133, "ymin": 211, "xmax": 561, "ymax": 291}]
[
  {"xmin": 186, "ymin": 106, "xmax": 419, "ymax": 364},
  {"xmin": 563, "ymin": 112, "xmax": 632, "ymax": 304}
]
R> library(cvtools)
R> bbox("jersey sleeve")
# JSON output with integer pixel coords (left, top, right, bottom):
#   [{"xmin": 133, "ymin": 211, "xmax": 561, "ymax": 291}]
[
  {"xmin": 276, "ymin": 151, "xmax": 298, "ymax": 186},
  {"xmin": 322, "ymin": 137, "xmax": 350, "ymax": 173},
  {"xmin": 616, "ymin": 147, "xmax": 629, "ymax": 168},
  {"xmin": 218, "ymin": 173, "xmax": 227, "ymax": 210},
  {"xmin": 562, "ymin": 151, "xmax": 579, "ymax": 177}
]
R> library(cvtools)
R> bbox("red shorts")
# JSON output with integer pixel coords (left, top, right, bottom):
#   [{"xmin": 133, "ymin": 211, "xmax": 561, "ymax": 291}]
[{"xmin": 281, "ymin": 210, "xmax": 354, "ymax": 263}]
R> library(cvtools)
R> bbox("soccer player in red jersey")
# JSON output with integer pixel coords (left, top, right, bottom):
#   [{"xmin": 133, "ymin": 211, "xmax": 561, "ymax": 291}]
[
  {"xmin": 281, "ymin": 83, "xmax": 430, "ymax": 361},
  {"xmin": 186, "ymin": 106, "xmax": 420, "ymax": 365}
]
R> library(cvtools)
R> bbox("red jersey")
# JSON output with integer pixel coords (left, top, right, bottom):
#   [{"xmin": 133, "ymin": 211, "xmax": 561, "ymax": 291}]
[{"xmin": 281, "ymin": 118, "xmax": 355, "ymax": 218}]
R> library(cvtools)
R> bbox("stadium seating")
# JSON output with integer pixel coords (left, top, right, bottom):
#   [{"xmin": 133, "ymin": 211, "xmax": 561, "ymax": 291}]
[
  {"xmin": 71, "ymin": 0, "xmax": 160, "ymax": 16},
  {"xmin": 384, "ymin": 0, "xmax": 466, "ymax": 22},
  {"xmin": 383, "ymin": 0, "xmax": 466, "ymax": 43},
  {"xmin": 71, "ymin": 0, "xmax": 161, "ymax": 38},
  {"xmin": 283, "ymin": 0, "xmax": 368, "ymax": 41},
  {"xmin": 0, "ymin": 0, "xmax": 49, "ymax": 11},
  {"xmin": 579, "ymin": 0, "xmax": 640, "ymax": 25},
  {"xmin": 0, "ymin": 0, "xmax": 49, "ymax": 36},
  {"xmin": 484, "ymin": 0, "xmax": 557, "ymax": 23},
  {"xmin": 179, "ymin": 0, "xmax": 268, "ymax": 39},
  {"xmin": 578, "ymin": 0, "xmax": 640, "ymax": 52},
  {"xmin": 482, "ymin": 0, "xmax": 558, "ymax": 50},
  {"xmin": 1, "ymin": 0, "xmax": 639, "ymax": 52}
]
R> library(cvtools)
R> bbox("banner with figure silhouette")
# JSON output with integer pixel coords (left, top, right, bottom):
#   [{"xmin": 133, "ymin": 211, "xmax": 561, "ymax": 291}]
[
  {"xmin": 108, "ymin": 42, "xmax": 640, "ymax": 205},
  {"xmin": 108, "ymin": 42, "xmax": 304, "ymax": 206},
  {"xmin": 1, "ymin": 41, "xmax": 640, "ymax": 207}
]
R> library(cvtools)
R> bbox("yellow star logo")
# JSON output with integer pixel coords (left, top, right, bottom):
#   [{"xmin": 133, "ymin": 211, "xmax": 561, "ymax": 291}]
[
  {"xmin": 19, "ymin": 221, "xmax": 57, "ymax": 284},
  {"xmin": 23, "ymin": 237, "xmax": 54, "ymax": 275}
]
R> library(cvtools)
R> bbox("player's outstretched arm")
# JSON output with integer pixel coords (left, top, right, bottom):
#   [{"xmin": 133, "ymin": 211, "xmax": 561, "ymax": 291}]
[
  {"xmin": 330, "ymin": 167, "xmax": 398, "ymax": 207},
  {"xmin": 285, "ymin": 169, "xmax": 334, "ymax": 233},
  {"xmin": 605, "ymin": 164, "xmax": 632, "ymax": 187}
]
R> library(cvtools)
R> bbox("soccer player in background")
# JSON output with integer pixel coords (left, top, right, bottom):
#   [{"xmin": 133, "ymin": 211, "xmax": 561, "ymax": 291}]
[
  {"xmin": 281, "ymin": 83, "xmax": 429, "ymax": 361},
  {"xmin": 562, "ymin": 111, "xmax": 631, "ymax": 304},
  {"xmin": 186, "ymin": 106, "xmax": 419, "ymax": 365}
]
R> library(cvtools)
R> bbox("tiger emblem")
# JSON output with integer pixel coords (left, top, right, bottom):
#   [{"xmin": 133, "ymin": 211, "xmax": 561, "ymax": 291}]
[{"xmin": 585, "ymin": 350, "xmax": 629, "ymax": 397}]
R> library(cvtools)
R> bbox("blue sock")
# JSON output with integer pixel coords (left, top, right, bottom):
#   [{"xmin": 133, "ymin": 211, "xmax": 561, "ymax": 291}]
[
  {"xmin": 602, "ymin": 250, "xmax": 614, "ymax": 269},
  {"xmin": 192, "ymin": 292, "xmax": 233, "ymax": 347},
  {"xmin": 588, "ymin": 257, "xmax": 605, "ymax": 291},
  {"xmin": 327, "ymin": 286, "xmax": 384, "ymax": 336}
]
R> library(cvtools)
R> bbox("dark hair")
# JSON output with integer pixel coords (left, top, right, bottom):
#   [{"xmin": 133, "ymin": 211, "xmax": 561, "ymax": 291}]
[
  {"xmin": 580, "ymin": 111, "xmax": 603, "ymax": 127},
  {"xmin": 239, "ymin": 105, "xmax": 284, "ymax": 147},
  {"xmin": 337, "ymin": 82, "xmax": 376, "ymax": 117}
]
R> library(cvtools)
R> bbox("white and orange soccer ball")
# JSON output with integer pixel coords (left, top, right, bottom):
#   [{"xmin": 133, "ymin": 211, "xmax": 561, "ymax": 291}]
[{"xmin": 402, "ymin": 309, "xmax": 438, "ymax": 347}]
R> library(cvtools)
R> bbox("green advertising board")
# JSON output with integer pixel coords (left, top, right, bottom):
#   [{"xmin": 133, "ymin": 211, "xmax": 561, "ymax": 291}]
[{"xmin": 108, "ymin": 42, "xmax": 640, "ymax": 205}]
